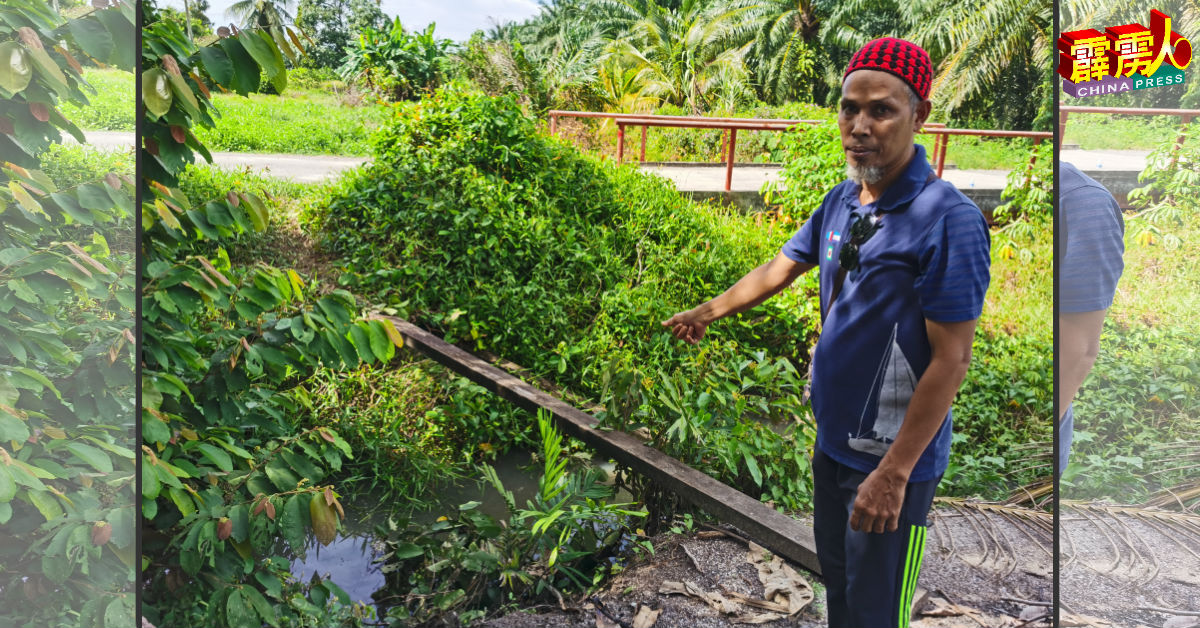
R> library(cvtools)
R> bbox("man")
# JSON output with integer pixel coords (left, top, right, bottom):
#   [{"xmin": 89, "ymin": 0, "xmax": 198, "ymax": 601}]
[
  {"xmin": 662, "ymin": 38, "xmax": 990, "ymax": 628},
  {"xmin": 1057, "ymin": 161, "xmax": 1124, "ymax": 475}
]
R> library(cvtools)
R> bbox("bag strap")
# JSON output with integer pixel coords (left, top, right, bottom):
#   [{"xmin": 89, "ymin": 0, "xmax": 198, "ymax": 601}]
[{"xmin": 823, "ymin": 170, "xmax": 938, "ymax": 318}]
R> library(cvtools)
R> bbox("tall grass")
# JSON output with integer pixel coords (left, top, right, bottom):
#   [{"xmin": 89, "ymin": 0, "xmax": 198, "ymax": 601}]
[{"xmin": 59, "ymin": 68, "xmax": 135, "ymax": 131}]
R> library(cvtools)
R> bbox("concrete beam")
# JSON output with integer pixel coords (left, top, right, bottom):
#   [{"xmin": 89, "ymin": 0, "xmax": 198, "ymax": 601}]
[{"xmin": 383, "ymin": 316, "xmax": 822, "ymax": 574}]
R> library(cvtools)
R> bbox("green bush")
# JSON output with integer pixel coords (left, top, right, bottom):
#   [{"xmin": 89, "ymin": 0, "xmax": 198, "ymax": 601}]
[
  {"xmin": 306, "ymin": 86, "xmax": 823, "ymax": 509},
  {"xmin": 37, "ymin": 143, "xmax": 133, "ymax": 189},
  {"xmin": 1066, "ymin": 324, "xmax": 1200, "ymax": 501}
]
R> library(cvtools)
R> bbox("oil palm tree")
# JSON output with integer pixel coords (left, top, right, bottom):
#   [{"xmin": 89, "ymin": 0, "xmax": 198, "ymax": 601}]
[
  {"xmin": 733, "ymin": 0, "xmax": 906, "ymax": 105},
  {"xmin": 598, "ymin": 0, "xmax": 754, "ymax": 113}
]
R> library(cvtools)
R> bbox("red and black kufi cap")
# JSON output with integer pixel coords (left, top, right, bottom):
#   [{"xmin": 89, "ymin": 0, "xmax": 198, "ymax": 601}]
[{"xmin": 843, "ymin": 37, "xmax": 932, "ymax": 101}]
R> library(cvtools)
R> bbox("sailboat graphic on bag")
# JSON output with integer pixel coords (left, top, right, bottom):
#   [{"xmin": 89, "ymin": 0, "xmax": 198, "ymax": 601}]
[{"xmin": 848, "ymin": 323, "xmax": 917, "ymax": 457}]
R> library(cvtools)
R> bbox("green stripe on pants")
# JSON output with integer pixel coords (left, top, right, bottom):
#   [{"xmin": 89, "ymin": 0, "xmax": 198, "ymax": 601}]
[{"xmin": 899, "ymin": 525, "xmax": 926, "ymax": 628}]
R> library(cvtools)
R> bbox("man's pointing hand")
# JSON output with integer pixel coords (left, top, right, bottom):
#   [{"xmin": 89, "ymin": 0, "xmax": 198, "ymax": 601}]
[{"xmin": 662, "ymin": 310, "xmax": 709, "ymax": 344}]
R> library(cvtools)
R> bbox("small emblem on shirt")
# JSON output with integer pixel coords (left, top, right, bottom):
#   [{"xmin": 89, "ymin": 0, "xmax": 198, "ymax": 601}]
[{"xmin": 825, "ymin": 230, "xmax": 842, "ymax": 260}]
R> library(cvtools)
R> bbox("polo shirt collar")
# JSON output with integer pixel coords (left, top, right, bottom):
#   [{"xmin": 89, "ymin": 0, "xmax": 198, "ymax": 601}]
[{"xmin": 842, "ymin": 143, "xmax": 932, "ymax": 212}]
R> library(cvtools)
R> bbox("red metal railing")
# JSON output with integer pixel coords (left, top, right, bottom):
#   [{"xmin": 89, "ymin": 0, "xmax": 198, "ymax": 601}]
[
  {"xmin": 1059, "ymin": 106, "xmax": 1200, "ymax": 168},
  {"xmin": 548, "ymin": 110, "xmax": 1051, "ymax": 191}
]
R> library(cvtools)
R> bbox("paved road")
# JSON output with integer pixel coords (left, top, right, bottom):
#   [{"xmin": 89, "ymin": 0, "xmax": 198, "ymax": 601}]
[
  {"xmin": 72, "ymin": 131, "xmax": 1151, "ymax": 192},
  {"xmin": 74, "ymin": 131, "xmax": 369, "ymax": 183}
]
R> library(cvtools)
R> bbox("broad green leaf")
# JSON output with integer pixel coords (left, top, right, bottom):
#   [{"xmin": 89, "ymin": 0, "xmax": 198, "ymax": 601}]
[
  {"xmin": 166, "ymin": 69, "xmax": 201, "ymax": 119},
  {"xmin": 743, "ymin": 451, "xmax": 762, "ymax": 487},
  {"xmin": 143, "ymin": 415, "xmax": 170, "ymax": 444},
  {"xmin": 216, "ymin": 37, "xmax": 260, "ymax": 96},
  {"xmin": 0, "ymin": 414, "xmax": 29, "ymax": 442},
  {"xmin": 197, "ymin": 45, "xmax": 234, "ymax": 88},
  {"xmin": 65, "ymin": 442, "xmax": 114, "ymax": 473},
  {"xmin": 80, "ymin": 595, "xmax": 107, "ymax": 628},
  {"xmin": 42, "ymin": 553, "xmax": 71, "ymax": 583},
  {"xmin": 0, "ymin": 42, "xmax": 32, "ymax": 93},
  {"xmin": 196, "ymin": 442, "xmax": 233, "ymax": 472},
  {"xmin": 168, "ymin": 486, "xmax": 195, "ymax": 518},
  {"xmin": 67, "ymin": 17, "xmax": 114, "ymax": 63},
  {"xmin": 26, "ymin": 487, "xmax": 64, "ymax": 521},
  {"xmin": 278, "ymin": 449, "xmax": 323, "ymax": 483},
  {"xmin": 108, "ymin": 506, "xmax": 135, "ymax": 549},
  {"xmin": 270, "ymin": 26, "xmax": 297, "ymax": 65},
  {"xmin": 255, "ymin": 570, "xmax": 282, "ymax": 599},
  {"xmin": 366, "ymin": 320, "xmax": 394, "ymax": 363},
  {"xmin": 142, "ymin": 68, "xmax": 172, "ymax": 118},
  {"xmin": 263, "ymin": 459, "xmax": 299, "ymax": 492},
  {"xmin": 95, "ymin": 8, "xmax": 136, "ymax": 70},
  {"xmin": 0, "ymin": 502, "xmax": 11, "ymax": 524},
  {"xmin": 229, "ymin": 503, "xmax": 250, "ymax": 542},
  {"xmin": 348, "ymin": 323, "xmax": 375, "ymax": 364},
  {"xmin": 243, "ymin": 586, "xmax": 279, "ymax": 627},
  {"xmin": 279, "ymin": 494, "xmax": 307, "ymax": 550},
  {"xmin": 309, "ymin": 492, "xmax": 338, "ymax": 546},
  {"xmin": 104, "ymin": 597, "xmax": 134, "ymax": 628},
  {"xmin": 393, "ymin": 542, "xmax": 423, "ymax": 559},
  {"xmin": 22, "ymin": 39, "xmax": 69, "ymax": 96},
  {"xmin": 238, "ymin": 30, "xmax": 281, "ymax": 79},
  {"xmin": 0, "ymin": 466, "xmax": 15, "ymax": 502},
  {"xmin": 226, "ymin": 589, "xmax": 258, "ymax": 628},
  {"xmin": 240, "ymin": 193, "xmax": 269, "ymax": 231},
  {"xmin": 180, "ymin": 547, "xmax": 201, "ymax": 575}
]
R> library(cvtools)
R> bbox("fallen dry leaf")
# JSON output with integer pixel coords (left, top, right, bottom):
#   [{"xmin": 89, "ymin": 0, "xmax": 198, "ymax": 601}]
[{"xmin": 632, "ymin": 604, "xmax": 661, "ymax": 628}]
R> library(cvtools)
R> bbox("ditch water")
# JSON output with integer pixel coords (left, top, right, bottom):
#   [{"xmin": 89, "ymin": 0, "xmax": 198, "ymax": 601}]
[{"xmin": 284, "ymin": 450, "xmax": 628, "ymax": 620}]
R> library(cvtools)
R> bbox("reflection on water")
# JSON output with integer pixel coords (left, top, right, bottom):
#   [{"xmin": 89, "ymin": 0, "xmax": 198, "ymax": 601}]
[{"xmin": 285, "ymin": 449, "xmax": 544, "ymax": 612}]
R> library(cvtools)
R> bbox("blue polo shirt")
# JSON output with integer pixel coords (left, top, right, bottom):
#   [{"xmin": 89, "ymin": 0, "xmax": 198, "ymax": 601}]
[
  {"xmin": 781, "ymin": 144, "xmax": 991, "ymax": 481},
  {"xmin": 1059, "ymin": 162, "xmax": 1124, "ymax": 313},
  {"xmin": 1057, "ymin": 162, "xmax": 1125, "ymax": 473}
]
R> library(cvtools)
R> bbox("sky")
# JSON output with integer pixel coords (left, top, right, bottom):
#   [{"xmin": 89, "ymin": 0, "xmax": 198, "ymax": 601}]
[{"xmin": 159, "ymin": 0, "xmax": 543, "ymax": 42}]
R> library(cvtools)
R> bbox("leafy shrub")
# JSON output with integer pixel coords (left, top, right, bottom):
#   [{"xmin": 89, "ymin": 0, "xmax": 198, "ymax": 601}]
[
  {"xmin": 1125, "ymin": 124, "xmax": 1200, "ymax": 248},
  {"xmin": 139, "ymin": 14, "xmax": 404, "ymax": 628},
  {"xmin": 36, "ymin": 143, "xmax": 133, "ymax": 189},
  {"xmin": 299, "ymin": 356, "xmax": 538, "ymax": 505},
  {"xmin": 308, "ymin": 85, "xmax": 1058, "ymax": 506},
  {"xmin": 1065, "ymin": 324, "xmax": 1200, "ymax": 501},
  {"xmin": 762, "ymin": 120, "xmax": 844, "ymax": 222},
  {"xmin": 598, "ymin": 350, "xmax": 817, "ymax": 513},
  {"xmin": 991, "ymin": 139, "xmax": 1052, "ymax": 263},
  {"xmin": 339, "ymin": 19, "xmax": 455, "ymax": 102},
  {"xmin": 287, "ymin": 66, "xmax": 341, "ymax": 90},
  {"xmin": 0, "ymin": 2, "xmax": 137, "ymax": 626}
]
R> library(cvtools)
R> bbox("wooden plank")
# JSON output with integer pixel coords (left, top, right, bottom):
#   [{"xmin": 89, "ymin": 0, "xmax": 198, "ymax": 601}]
[{"xmin": 384, "ymin": 316, "xmax": 822, "ymax": 574}]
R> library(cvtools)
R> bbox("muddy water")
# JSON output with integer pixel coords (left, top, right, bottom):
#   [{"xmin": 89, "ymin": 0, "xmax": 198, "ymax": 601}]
[{"xmin": 284, "ymin": 450, "xmax": 563, "ymax": 614}]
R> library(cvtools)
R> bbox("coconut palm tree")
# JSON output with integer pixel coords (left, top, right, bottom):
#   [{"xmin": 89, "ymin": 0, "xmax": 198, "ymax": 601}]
[{"xmin": 227, "ymin": 0, "xmax": 294, "ymax": 30}]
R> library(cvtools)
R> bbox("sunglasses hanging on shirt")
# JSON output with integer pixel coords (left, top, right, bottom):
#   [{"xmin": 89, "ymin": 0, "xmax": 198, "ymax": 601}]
[{"xmin": 839, "ymin": 211, "xmax": 884, "ymax": 272}]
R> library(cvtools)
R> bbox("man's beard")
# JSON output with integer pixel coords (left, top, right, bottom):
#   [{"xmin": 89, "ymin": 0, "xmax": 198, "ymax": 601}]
[{"xmin": 846, "ymin": 162, "xmax": 885, "ymax": 185}]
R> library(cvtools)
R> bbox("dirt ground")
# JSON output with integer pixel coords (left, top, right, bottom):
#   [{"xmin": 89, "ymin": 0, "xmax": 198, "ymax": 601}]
[
  {"xmin": 483, "ymin": 505, "xmax": 1058, "ymax": 628},
  {"xmin": 1059, "ymin": 503, "xmax": 1200, "ymax": 628}
]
